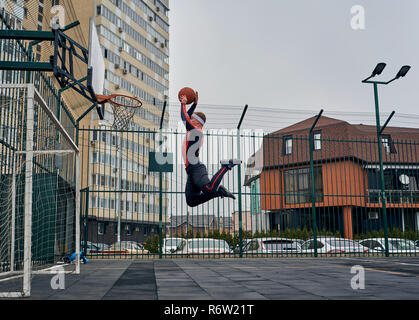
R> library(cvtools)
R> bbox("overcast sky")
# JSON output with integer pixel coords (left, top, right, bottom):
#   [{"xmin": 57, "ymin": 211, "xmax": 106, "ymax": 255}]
[{"xmin": 168, "ymin": 0, "xmax": 419, "ymax": 130}]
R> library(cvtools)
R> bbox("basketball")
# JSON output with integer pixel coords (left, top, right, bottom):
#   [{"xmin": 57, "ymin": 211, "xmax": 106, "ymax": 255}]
[{"xmin": 178, "ymin": 87, "xmax": 196, "ymax": 104}]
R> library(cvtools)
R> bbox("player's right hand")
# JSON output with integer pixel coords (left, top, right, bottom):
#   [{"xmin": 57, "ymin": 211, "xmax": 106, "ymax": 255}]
[{"xmin": 180, "ymin": 95, "xmax": 188, "ymax": 104}]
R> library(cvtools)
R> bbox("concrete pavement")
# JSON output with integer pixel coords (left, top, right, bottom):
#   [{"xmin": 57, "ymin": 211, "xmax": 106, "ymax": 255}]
[{"xmin": 1, "ymin": 257, "xmax": 419, "ymax": 300}]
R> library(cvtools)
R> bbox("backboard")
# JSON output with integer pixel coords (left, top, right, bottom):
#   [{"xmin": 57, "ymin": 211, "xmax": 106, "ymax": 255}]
[{"xmin": 87, "ymin": 17, "xmax": 105, "ymax": 119}]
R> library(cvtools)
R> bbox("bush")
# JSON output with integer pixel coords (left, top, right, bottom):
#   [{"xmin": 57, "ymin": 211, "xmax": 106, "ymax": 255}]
[
  {"xmin": 353, "ymin": 228, "xmax": 418, "ymax": 241},
  {"xmin": 144, "ymin": 235, "xmax": 159, "ymax": 253}
]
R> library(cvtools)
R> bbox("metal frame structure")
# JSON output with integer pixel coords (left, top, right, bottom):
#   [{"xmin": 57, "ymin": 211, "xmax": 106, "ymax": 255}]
[{"xmin": 0, "ymin": 20, "xmax": 104, "ymax": 119}]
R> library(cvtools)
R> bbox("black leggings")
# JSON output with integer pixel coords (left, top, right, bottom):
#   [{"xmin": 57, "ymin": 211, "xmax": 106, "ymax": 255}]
[{"xmin": 185, "ymin": 163, "xmax": 229, "ymax": 207}]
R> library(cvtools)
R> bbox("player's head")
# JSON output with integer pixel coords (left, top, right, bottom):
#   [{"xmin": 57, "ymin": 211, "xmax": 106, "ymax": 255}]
[{"xmin": 192, "ymin": 112, "xmax": 206, "ymax": 129}]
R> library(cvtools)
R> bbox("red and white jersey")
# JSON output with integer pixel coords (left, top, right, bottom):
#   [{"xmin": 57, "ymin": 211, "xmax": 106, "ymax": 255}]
[{"xmin": 181, "ymin": 102, "xmax": 204, "ymax": 167}]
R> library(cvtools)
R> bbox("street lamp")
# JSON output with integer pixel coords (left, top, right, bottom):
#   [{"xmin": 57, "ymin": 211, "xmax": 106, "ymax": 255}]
[
  {"xmin": 372, "ymin": 62, "xmax": 386, "ymax": 77},
  {"xmin": 362, "ymin": 62, "xmax": 411, "ymax": 257},
  {"xmin": 395, "ymin": 65, "xmax": 411, "ymax": 79}
]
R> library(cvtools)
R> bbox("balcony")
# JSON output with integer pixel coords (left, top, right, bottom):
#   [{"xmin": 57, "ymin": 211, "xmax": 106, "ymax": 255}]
[{"xmin": 368, "ymin": 189, "xmax": 419, "ymax": 204}]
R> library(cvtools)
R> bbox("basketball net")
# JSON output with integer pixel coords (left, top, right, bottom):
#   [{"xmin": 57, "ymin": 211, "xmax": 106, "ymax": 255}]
[{"xmin": 96, "ymin": 94, "xmax": 143, "ymax": 130}]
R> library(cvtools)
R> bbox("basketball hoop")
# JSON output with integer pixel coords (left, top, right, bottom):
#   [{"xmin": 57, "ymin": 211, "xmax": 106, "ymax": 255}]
[{"xmin": 96, "ymin": 94, "xmax": 143, "ymax": 130}]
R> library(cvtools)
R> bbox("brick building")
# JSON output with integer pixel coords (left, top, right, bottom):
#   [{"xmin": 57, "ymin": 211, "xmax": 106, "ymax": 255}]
[
  {"xmin": 168, "ymin": 215, "xmax": 233, "ymax": 237},
  {"xmin": 245, "ymin": 116, "xmax": 419, "ymax": 238}
]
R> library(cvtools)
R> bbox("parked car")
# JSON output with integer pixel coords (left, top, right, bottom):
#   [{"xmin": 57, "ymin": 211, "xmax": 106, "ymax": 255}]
[
  {"xmin": 82, "ymin": 241, "xmax": 100, "ymax": 254},
  {"xmin": 94, "ymin": 242, "xmax": 110, "ymax": 252},
  {"xmin": 294, "ymin": 239, "xmax": 305, "ymax": 248},
  {"xmin": 162, "ymin": 237, "xmax": 185, "ymax": 254},
  {"xmin": 174, "ymin": 238, "xmax": 232, "ymax": 254},
  {"xmin": 301, "ymin": 237, "xmax": 369, "ymax": 254},
  {"xmin": 359, "ymin": 238, "xmax": 419, "ymax": 254},
  {"xmin": 240, "ymin": 237, "xmax": 303, "ymax": 254},
  {"xmin": 102, "ymin": 241, "xmax": 149, "ymax": 254},
  {"xmin": 416, "ymin": 240, "xmax": 419, "ymax": 248},
  {"xmin": 232, "ymin": 239, "xmax": 252, "ymax": 253}
]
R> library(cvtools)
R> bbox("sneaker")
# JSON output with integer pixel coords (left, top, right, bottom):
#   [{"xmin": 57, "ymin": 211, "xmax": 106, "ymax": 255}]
[
  {"xmin": 217, "ymin": 185, "xmax": 236, "ymax": 199},
  {"xmin": 220, "ymin": 158, "xmax": 242, "ymax": 170}
]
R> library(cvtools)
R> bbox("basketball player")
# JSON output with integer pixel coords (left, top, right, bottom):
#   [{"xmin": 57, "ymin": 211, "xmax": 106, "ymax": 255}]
[{"xmin": 180, "ymin": 91, "xmax": 241, "ymax": 207}]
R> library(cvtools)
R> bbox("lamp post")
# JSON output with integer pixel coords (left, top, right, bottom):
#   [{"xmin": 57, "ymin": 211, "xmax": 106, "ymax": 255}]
[{"xmin": 362, "ymin": 63, "xmax": 411, "ymax": 257}]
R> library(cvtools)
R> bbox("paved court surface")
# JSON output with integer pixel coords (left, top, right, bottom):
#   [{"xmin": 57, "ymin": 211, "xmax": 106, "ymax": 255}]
[{"xmin": 1, "ymin": 257, "xmax": 419, "ymax": 300}]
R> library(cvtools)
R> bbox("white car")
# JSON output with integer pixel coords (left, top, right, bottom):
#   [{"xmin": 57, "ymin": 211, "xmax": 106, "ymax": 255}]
[
  {"xmin": 175, "ymin": 238, "xmax": 232, "ymax": 254},
  {"xmin": 301, "ymin": 237, "xmax": 369, "ymax": 254},
  {"xmin": 232, "ymin": 239, "xmax": 252, "ymax": 253},
  {"xmin": 102, "ymin": 241, "xmax": 149, "ymax": 254},
  {"xmin": 242, "ymin": 237, "xmax": 303, "ymax": 254},
  {"xmin": 358, "ymin": 238, "xmax": 419, "ymax": 254},
  {"xmin": 162, "ymin": 237, "xmax": 185, "ymax": 254},
  {"xmin": 82, "ymin": 241, "xmax": 100, "ymax": 254},
  {"xmin": 93, "ymin": 242, "xmax": 110, "ymax": 252}
]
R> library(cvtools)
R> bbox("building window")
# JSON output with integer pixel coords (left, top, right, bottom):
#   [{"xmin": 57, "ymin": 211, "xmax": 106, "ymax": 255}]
[
  {"xmin": 313, "ymin": 131, "xmax": 321, "ymax": 150},
  {"xmin": 90, "ymin": 196, "xmax": 97, "ymax": 208},
  {"xmin": 283, "ymin": 136, "xmax": 292, "ymax": 155},
  {"xmin": 381, "ymin": 135, "xmax": 396, "ymax": 154},
  {"xmin": 98, "ymin": 222, "xmax": 105, "ymax": 235},
  {"xmin": 52, "ymin": 0, "xmax": 60, "ymax": 6},
  {"xmin": 284, "ymin": 167, "xmax": 323, "ymax": 204}
]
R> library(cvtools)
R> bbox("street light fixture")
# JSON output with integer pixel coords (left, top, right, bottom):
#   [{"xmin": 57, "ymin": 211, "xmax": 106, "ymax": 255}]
[
  {"xmin": 395, "ymin": 65, "xmax": 411, "ymax": 79},
  {"xmin": 372, "ymin": 62, "xmax": 386, "ymax": 77},
  {"xmin": 363, "ymin": 63, "xmax": 411, "ymax": 84},
  {"xmin": 362, "ymin": 62, "xmax": 411, "ymax": 257}
]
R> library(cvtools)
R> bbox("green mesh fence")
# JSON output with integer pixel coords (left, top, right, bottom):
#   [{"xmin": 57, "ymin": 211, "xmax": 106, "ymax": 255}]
[{"xmin": 80, "ymin": 126, "xmax": 419, "ymax": 259}]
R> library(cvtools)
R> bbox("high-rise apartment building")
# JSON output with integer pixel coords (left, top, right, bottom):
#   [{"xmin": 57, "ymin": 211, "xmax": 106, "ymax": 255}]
[
  {"xmin": 1, "ymin": 0, "xmax": 170, "ymax": 244},
  {"xmin": 83, "ymin": 0, "xmax": 170, "ymax": 244}
]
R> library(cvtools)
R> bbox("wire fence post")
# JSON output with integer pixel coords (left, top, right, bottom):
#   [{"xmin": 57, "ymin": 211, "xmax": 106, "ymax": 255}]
[
  {"xmin": 309, "ymin": 109, "xmax": 323, "ymax": 258},
  {"xmin": 83, "ymin": 187, "xmax": 90, "ymax": 256},
  {"xmin": 158, "ymin": 101, "xmax": 167, "ymax": 259},
  {"xmin": 237, "ymin": 105, "xmax": 248, "ymax": 258}
]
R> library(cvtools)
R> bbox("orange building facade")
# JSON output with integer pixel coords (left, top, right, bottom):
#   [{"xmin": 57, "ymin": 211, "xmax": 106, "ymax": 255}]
[{"xmin": 248, "ymin": 116, "xmax": 419, "ymax": 239}]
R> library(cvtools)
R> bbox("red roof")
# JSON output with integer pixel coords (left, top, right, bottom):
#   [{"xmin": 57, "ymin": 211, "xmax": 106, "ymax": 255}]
[{"xmin": 260, "ymin": 116, "xmax": 419, "ymax": 168}]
